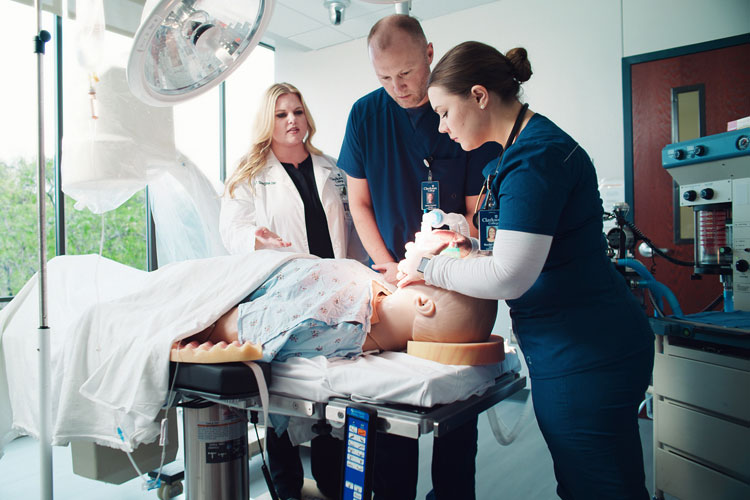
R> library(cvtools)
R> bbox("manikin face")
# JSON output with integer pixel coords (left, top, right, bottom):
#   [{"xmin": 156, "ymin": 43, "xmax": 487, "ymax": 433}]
[
  {"xmin": 427, "ymin": 85, "xmax": 486, "ymax": 151},
  {"xmin": 381, "ymin": 284, "xmax": 486, "ymax": 343},
  {"xmin": 369, "ymin": 33, "xmax": 434, "ymax": 109},
  {"xmin": 271, "ymin": 93, "xmax": 309, "ymax": 149}
]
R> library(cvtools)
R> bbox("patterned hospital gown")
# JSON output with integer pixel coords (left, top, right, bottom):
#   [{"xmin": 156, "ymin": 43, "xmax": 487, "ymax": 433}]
[{"xmin": 237, "ymin": 258, "xmax": 388, "ymax": 362}]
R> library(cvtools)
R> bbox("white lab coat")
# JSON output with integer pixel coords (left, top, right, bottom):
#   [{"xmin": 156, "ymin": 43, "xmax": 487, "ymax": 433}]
[{"xmin": 220, "ymin": 152, "xmax": 362, "ymax": 259}]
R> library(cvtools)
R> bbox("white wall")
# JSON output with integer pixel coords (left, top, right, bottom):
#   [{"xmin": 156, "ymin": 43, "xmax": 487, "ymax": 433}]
[
  {"xmin": 622, "ymin": 0, "xmax": 750, "ymax": 57},
  {"xmin": 277, "ymin": 0, "xmax": 749, "ymax": 178},
  {"xmin": 277, "ymin": 0, "xmax": 625, "ymax": 178},
  {"xmin": 274, "ymin": 0, "xmax": 747, "ymax": 335}
]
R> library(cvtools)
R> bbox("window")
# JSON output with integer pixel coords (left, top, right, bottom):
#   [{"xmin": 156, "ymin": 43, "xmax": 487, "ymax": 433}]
[
  {"xmin": 225, "ymin": 45, "xmax": 275, "ymax": 179},
  {"xmin": 670, "ymin": 84, "xmax": 705, "ymax": 243},
  {"xmin": 0, "ymin": 2, "xmax": 56, "ymax": 301},
  {"xmin": 0, "ymin": 2, "xmax": 274, "ymax": 306},
  {"xmin": 60, "ymin": 13, "xmax": 148, "ymax": 270}
]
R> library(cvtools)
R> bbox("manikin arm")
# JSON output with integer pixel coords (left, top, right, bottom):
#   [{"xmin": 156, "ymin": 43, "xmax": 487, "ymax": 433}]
[{"xmin": 425, "ymin": 229, "xmax": 552, "ymax": 300}]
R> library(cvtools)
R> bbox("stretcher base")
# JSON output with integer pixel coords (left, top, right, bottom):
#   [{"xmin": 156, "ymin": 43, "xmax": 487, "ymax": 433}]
[{"xmin": 166, "ymin": 361, "xmax": 526, "ymax": 498}]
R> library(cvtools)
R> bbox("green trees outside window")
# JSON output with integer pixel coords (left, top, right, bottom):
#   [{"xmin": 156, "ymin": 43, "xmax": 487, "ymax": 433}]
[{"xmin": 0, "ymin": 157, "xmax": 146, "ymax": 300}]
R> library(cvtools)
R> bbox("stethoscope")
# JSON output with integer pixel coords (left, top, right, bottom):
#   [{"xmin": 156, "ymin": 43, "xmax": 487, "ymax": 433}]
[{"xmin": 472, "ymin": 102, "xmax": 529, "ymax": 228}]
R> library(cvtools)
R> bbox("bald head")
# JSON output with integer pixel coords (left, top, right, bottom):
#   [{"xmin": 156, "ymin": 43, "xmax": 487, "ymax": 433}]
[{"xmin": 368, "ymin": 14, "xmax": 427, "ymax": 51}]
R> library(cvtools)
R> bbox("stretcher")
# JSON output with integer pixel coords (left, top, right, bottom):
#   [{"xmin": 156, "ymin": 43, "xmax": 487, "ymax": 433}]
[{"xmin": 166, "ymin": 357, "xmax": 526, "ymax": 500}]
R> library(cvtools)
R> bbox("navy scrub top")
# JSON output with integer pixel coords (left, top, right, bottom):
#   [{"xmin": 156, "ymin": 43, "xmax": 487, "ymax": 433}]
[
  {"xmin": 491, "ymin": 114, "xmax": 653, "ymax": 379},
  {"xmin": 338, "ymin": 87, "xmax": 500, "ymax": 261}
]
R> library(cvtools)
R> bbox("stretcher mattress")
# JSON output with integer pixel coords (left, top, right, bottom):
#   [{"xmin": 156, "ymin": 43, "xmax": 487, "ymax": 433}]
[{"xmin": 268, "ymin": 349, "xmax": 519, "ymax": 407}]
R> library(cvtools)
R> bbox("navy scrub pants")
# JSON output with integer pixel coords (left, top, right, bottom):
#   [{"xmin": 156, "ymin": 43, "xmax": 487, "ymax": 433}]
[
  {"xmin": 373, "ymin": 415, "xmax": 478, "ymax": 500},
  {"xmin": 531, "ymin": 346, "xmax": 654, "ymax": 500},
  {"xmin": 267, "ymin": 430, "xmax": 342, "ymax": 500}
]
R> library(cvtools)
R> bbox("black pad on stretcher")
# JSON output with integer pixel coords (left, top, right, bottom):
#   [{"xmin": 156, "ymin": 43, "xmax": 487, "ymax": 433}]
[{"xmin": 169, "ymin": 361, "xmax": 271, "ymax": 399}]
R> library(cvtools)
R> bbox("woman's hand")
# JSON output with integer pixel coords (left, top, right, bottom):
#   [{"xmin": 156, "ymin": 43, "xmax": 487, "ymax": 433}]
[
  {"xmin": 254, "ymin": 227, "xmax": 292, "ymax": 249},
  {"xmin": 421, "ymin": 230, "xmax": 473, "ymax": 257},
  {"xmin": 396, "ymin": 230, "xmax": 473, "ymax": 287},
  {"xmin": 396, "ymin": 237, "xmax": 449, "ymax": 288}
]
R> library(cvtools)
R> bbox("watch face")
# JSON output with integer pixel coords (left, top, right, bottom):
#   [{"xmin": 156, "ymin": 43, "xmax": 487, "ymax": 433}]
[{"xmin": 417, "ymin": 256, "xmax": 431, "ymax": 274}]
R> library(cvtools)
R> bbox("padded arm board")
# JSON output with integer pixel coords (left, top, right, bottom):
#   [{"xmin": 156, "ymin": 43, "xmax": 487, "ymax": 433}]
[
  {"xmin": 170, "ymin": 340, "xmax": 262, "ymax": 364},
  {"xmin": 170, "ymin": 361, "xmax": 271, "ymax": 398},
  {"xmin": 406, "ymin": 335, "xmax": 505, "ymax": 366}
]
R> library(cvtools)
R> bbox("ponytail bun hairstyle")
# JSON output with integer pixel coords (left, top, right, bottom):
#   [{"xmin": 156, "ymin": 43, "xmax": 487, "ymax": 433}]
[{"xmin": 428, "ymin": 41, "xmax": 532, "ymax": 102}]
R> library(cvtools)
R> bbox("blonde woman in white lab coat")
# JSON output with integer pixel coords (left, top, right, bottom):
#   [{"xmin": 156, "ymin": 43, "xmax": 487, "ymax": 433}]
[
  {"xmin": 221, "ymin": 82, "xmax": 360, "ymax": 261},
  {"xmin": 220, "ymin": 82, "xmax": 359, "ymax": 499}
]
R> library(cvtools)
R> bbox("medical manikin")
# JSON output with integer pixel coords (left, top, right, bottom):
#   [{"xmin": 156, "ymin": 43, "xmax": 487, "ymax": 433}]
[{"xmin": 179, "ymin": 256, "xmax": 498, "ymax": 361}]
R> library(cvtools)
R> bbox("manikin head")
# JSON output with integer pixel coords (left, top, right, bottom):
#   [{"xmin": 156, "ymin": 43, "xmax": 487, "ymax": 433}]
[
  {"xmin": 367, "ymin": 15, "xmax": 434, "ymax": 109},
  {"xmin": 373, "ymin": 283, "xmax": 498, "ymax": 350}
]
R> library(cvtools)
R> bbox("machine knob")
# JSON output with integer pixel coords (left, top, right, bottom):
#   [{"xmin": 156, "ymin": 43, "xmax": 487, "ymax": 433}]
[
  {"xmin": 673, "ymin": 149, "xmax": 685, "ymax": 160},
  {"xmin": 737, "ymin": 136, "xmax": 749, "ymax": 151},
  {"xmin": 683, "ymin": 190, "xmax": 697, "ymax": 201},
  {"xmin": 700, "ymin": 188, "xmax": 714, "ymax": 200},
  {"xmin": 694, "ymin": 145, "xmax": 706, "ymax": 156},
  {"xmin": 737, "ymin": 260, "xmax": 750, "ymax": 273}
]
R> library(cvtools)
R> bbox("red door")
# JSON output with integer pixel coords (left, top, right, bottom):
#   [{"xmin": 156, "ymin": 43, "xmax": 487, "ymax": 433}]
[{"xmin": 629, "ymin": 41, "xmax": 750, "ymax": 315}]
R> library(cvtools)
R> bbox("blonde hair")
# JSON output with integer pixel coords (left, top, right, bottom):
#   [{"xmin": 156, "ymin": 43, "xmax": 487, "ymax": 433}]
[{"xmin": 224, "ymin": 82, "xmax": 323, "ymax": 197}]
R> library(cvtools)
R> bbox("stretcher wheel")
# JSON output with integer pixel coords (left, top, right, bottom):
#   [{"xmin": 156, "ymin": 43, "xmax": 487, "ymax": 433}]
[{"xmin": 157, "ymin": 481, "xmax": 183, "ymax": 499}]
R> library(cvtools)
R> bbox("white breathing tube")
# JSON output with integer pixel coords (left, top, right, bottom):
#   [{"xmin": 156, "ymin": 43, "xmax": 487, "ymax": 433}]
[
  {"xmin": 420, "ymin": 209, "xmax": 483, "ymax": 257},
  {"xmin": 421, "ymin": 209, "xmax": 471, "ymax": 237}
]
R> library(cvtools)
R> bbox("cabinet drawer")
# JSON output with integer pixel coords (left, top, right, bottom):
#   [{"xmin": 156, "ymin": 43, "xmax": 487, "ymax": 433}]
[
  {"xmin": 655, "ymin": 448, "xmax": 750, "ymax": 500},
  {"xmin": 654, "ymin": 353, "xmax": 750, "ymax": 421},
  {"xmin": 656, "ymin": 399, "xmax": 750, "ymax": 480}
]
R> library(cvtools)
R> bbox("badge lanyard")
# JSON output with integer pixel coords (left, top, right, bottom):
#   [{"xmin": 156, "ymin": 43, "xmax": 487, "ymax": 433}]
[
  {"xmin": 421, "ymin": 155, "xmax": 439, "ymax": 211},
  {"xmin": 477, "ymin": 103, "xmax": 529, "ymax": 251}
]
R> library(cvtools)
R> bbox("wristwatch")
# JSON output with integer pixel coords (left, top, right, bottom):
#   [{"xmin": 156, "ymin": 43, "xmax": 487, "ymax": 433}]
[{"xmin": 416, "ymin": 256, "xmax": 432, "ymax": 278}]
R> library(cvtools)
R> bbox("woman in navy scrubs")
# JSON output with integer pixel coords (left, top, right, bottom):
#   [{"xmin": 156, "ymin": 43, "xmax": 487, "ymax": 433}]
[{"xmin": 398, "ymin": 41, "xmax": 654, "ymax": 500}]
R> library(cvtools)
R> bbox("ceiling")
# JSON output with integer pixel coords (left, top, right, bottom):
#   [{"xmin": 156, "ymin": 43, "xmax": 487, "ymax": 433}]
[{"xmin": 263, "ymin": 0, "xmax": 498, "ymax": 51}]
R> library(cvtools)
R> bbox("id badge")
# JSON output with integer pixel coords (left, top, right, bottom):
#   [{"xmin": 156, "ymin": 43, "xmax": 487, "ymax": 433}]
[
  {"xmin": 421, "ymin": 181, "xmax": 439, "ymax": 210},
  {"xmin": 478, "ymin": 209, "xmax": 499, "ymax": 252}
]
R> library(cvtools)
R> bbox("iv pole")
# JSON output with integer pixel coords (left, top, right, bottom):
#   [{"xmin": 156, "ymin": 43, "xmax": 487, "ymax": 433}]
[{"xmin": 33, "ymin": 0, "xmax": 53, "ymax": 498}]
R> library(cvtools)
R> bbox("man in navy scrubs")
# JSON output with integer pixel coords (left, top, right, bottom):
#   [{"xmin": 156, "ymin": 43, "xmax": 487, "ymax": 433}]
[{"xmin": 337, "ymin": 14, "xmax": 500, "ymax": 500}]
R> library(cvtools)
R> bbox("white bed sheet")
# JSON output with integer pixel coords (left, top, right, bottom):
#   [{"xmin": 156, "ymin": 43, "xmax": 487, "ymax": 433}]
[
  {"xmin": 0, "ymin": 253, "xmax": 517, "ymax": 457},
  {"xmin": 270, "ymin": 349, "xmax": 519, "ymax": 406}
]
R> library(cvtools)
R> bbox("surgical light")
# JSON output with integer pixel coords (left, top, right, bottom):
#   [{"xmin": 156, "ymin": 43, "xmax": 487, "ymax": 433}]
[{"xmin": 127, "ymin": 0, "xmax": 275, "ymax": 106}]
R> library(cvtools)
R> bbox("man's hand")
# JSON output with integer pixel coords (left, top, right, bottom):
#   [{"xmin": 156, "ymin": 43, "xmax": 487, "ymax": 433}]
[
  {"xmin": 255, "ymin": 227, "xmax": 292, "ymax": 249},
  {"xmin": 372, "ymin": 261, "xmax": 399, "ymax": 285}
]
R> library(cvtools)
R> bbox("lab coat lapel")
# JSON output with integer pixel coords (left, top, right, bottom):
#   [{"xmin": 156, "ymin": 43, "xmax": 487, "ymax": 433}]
[{"xmin": 311, "ymin": 154, "xmax": 332, "ymax": 201}]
